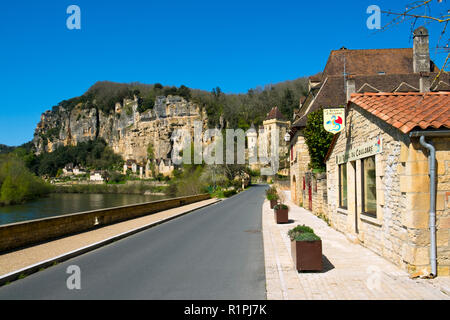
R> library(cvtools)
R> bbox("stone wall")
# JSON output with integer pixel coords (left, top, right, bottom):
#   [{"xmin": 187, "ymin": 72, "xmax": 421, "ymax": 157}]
[
  {"xmin": 399, "ymin": 137, "xmax": 450, "ymax": 275},
  {"xmin": 311, "ymin": 172, "xmax": 327, "ymax": 217},
  {"xmin": 289, "ymin": 130, "xmax": 310, "ymax": 206},
  {"xmin": 0, "ymin": 194, "xmax": 210, "ymax": 253}
]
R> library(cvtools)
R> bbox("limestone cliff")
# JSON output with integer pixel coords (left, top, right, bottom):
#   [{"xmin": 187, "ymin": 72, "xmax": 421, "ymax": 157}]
[{"xmin": 33, "ymin": 95, "xmax": 208, "ymax": 165}]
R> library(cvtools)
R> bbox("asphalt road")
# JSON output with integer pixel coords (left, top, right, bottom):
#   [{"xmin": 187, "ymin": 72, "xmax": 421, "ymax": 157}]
[{"xmin": 0, "ymin": 185, "xmax": 267, "ymax": 300}]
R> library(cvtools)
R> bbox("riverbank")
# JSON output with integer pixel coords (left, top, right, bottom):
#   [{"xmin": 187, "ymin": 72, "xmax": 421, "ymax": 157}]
[{"xmin": 53, "ymin": 181, "xmax": 168, "ymax": 195}]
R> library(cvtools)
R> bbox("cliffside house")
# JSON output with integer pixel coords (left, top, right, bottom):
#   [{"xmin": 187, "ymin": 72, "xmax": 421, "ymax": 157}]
[
  {"xmin": 325, "ymin": 91, "xmax": 450, "ymax": 277},
  {"xmin": 155, "ymin": 159, "xmax": 174, "ymax": 177},
  {"xmin": 89, "ymin": 171, "xmax": 105, "ymax": 182},
  {"xmin": 62, "ymin": 163, "xmax": 74, "ymax": 175},
  {"xmin": 72, "ymin": 165, "xmax": 85, "ymax": 176},
  {"xmin": 123, "ymin": 159, "xmax": 138, "ymax": 175},
  {"xmin": 289, "ymin": 26, "xmax": 450, "ymax": 209}
]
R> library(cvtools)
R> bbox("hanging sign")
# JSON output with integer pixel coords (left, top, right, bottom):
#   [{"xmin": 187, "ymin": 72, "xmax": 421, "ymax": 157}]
[{"xmin": 323, "ymin": 108, "xmax": 345, "ymax": 134}]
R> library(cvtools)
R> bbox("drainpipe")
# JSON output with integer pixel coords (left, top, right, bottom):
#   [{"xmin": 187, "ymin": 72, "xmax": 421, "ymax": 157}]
[
  {"xmin": 418, "ymin": 135, "xmax": 437, "ymax": 277},
  {"xmin": 409, "ymin": 130, "xmax": 450, "ymax": 277}
]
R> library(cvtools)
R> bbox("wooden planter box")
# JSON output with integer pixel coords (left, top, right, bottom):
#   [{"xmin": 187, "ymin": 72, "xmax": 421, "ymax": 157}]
[
  {"xmin": 270, "ymin": 199, "xmax": 278, "ymax": 209},
  {"xmin": 291, "ymin": 240, "xmax": 322, "ymax": 271},
  {"xmin": 274, "ymin": 207, "xmax": 288, "ymax": 224}
]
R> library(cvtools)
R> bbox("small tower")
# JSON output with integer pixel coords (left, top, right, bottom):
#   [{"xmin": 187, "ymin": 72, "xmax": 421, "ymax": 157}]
[
  {"xmin": 247, "ymin": 123, "xmax": 258, "ymax": 164},
  {"xmin": 263, "ymin": 107, "xmax": 290, "ymax": 173}
]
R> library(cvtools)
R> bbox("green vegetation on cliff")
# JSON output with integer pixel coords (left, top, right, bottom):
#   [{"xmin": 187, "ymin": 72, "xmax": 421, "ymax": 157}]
[{"xmin": 48, "ymin": 78, "xmax": 307, "ymax": 131}]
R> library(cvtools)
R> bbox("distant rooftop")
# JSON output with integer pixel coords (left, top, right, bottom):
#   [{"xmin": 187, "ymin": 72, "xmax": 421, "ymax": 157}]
[{"xmin": 265, "ymin": 106, "xmax": 286, "ymax": 121}]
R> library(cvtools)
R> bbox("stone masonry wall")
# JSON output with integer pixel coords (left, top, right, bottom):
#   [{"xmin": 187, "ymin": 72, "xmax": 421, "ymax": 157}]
[
  {"xmin": 289, "ymin": 131, "xmax": 310, "ymax": 207},
  {"xmin": 399, "ymin": 137, "xmax": 450, "ymax": 275}
]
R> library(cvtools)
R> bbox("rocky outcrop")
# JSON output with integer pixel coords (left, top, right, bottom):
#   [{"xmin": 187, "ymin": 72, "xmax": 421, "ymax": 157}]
[{"xmin": 33, "ymin": 95, "xmax": 208, "ymax": 164}]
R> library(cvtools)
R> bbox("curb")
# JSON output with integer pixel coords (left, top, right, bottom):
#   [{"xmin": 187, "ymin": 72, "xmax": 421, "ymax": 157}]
[{"xmin": 0, "ymin": 199, "xmax": 221, "ymax": 287}]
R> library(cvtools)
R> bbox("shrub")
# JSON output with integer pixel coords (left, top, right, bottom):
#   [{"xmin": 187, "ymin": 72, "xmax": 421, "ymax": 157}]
[
  {"xmin": 223, "ymin": 189, "xmax": 237, "ymax": 197},
  {"xmin": 274, "ymin": 204, "xmax": 288, "ymax": 210},
  {"xmin": 265, "ymin": 186, "xmax": 278, "ymax": 200},
  {"xmin": 288, "ymin": 224, "xmax": 320, "ymax": 242},
  {"xmin": 266, "ymin": 193, "xmax": 278, "ymax": 201},
  {"xmin": 0, "ymin": 156, "xmax": 51, "ymax": 205},
  {"xmin": 291, "ymin": 232, "xmax": 321, "ymax": 242}
]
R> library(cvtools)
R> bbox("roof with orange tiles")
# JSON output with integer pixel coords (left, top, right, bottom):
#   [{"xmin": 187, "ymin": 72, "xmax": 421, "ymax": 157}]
[
  {"xmin": 265, "ymin": 106, "xmax": 286, "ymax": 121},
  {"xmin": 349, "ymin": 92, "xmax": 450, "ymax": 133}
]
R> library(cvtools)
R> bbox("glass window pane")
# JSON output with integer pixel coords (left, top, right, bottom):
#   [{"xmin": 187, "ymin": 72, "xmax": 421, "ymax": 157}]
[
  {"xmin": 363, "ymin": 156, "xmax": 376, "ymax": 215},
  {"xmin": 339, "ymin": 164, "xmax": 347, "ymax": 208}
]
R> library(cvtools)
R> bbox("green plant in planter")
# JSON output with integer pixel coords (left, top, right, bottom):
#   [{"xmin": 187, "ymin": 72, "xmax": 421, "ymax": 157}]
[
  {"xmin": 292, "ymin": 232, "xmax": 321, "ymax": 242},
  {"xmin": 265, "ymin": 186, "xmax": 278, "ymax": 199},
  {"xmin": 274, "ymin": 204, "xmax": 289, "ymax": 210},
  {"xmin": 267, "ymin": 193, "xmax": 279, "ymax": 201},
  {"xmin": 288, "ymin": 224, "xmax": 319, "ymax": 241}
]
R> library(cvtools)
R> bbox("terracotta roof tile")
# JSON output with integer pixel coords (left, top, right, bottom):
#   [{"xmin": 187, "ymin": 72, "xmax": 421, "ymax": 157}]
[
  {"xmin": 350, "ymin": 92, "xmax": 450, "ymax": 133},
  {"xmin": 265, "ymin": 106, "xmax": 286, "ymax": 121}
]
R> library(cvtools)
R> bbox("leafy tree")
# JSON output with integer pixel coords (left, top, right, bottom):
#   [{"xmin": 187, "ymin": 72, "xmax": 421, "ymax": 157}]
[
  {"xmin": 33, "ymin": 139, "xmax": 123, "ymax": 177},
  {"xmin": 177, "ymin": 85, "xmax": 191, "ymax": 100},
  {"xmin": 0, "ymin": 155, "xmax": 51, "ymax": 205}
]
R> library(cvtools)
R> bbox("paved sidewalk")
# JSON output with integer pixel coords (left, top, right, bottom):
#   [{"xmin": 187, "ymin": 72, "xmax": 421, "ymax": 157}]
[
  {"xmin": 263, "ymin": 191, "xmax": 450, "ymax": 300},
  {"xmin": 0, "ymin": 198, "xmax": 219, "ymax": 278}
]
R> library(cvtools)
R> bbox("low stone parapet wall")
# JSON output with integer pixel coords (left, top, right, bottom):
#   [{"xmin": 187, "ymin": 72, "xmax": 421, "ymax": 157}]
[{"xmin": 0, "ymin": 194, "xmax": 210, "ymax": 253}]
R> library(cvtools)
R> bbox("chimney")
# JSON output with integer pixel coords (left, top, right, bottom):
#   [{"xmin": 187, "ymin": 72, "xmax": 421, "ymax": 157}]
[
  {"xmin": 346, "ymin": 75, "xmax": 356, "ymax": 102},
  {"xmin": 413, "ymin": 26, "xmax": 430, "ymax": 73},
  {"xmin": 419, "ymin": 72, "xmax": 431, "ymax": 92}
]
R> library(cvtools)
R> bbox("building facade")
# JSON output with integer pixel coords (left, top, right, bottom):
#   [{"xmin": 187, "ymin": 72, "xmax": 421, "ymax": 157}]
[
  {"xmin": 289, "ymin": 26, "xmax": 450, "ymax": 218},
  {"xmin": 325, "ymin": 92, "xmax": 450, "ymax": 276}
]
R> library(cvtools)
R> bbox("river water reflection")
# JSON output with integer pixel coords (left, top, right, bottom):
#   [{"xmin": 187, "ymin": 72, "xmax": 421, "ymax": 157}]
[{"xmin": 0, "ymin": 193, "xmax": 166, "ymax": 225}]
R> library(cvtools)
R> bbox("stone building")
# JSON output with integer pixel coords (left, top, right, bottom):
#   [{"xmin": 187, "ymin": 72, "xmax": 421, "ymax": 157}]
[
  {"xmin": 325, "ymin": 91, "xmax": 450, "ymax": 276},
  {"xmin": 155, "ymin": 159, "xmax": 174, "ymax": 177},
  {"xmin": 263, "ymin": 107, "xmax": 290, "ymax": 175},
  {"xmin": 289, "ymin": 26, "xmax": 450, "ymax": 211}
]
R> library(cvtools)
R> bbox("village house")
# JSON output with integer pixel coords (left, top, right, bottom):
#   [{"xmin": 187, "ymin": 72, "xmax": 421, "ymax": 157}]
[
  {"xmin": 89, "ymin": 171, "xmax": 105, "ymax": 182},
  {"xmin": 325, "ymin": 91, "xmax": 450, "ymax": 277},
  {"xmin": 289, "ymin": 26, "xmax": 450, "ymax": 210},
  {"xmin": 73, "ymin": 165, "xmax": 85, "ymax": 176},
  {"xmin": 62, "ymin": 163, "xmax": 74, "ymax": 175},
  {"xmin": 154, "ymin": 159, "xmax": 174, "ymax": 177}
]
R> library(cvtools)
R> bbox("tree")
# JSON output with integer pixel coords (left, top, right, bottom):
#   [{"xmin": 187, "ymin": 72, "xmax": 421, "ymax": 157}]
[
  {"xmin": 177, "ymin": 85, "xmax": 191, "ymax": 100},
  {"xmin": 147, "ymin": 143, "xmax": 155, "ymax": 160}
]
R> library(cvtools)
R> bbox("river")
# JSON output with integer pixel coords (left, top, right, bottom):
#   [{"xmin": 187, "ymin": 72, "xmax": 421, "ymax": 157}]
[{"xmin": 0, "ymin": 193, "xmax": 167, "ymax": 226}]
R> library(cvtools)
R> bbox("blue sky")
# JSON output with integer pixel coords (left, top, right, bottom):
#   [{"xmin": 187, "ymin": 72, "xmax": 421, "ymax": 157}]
[{"xmin": 0, "ymin": 0, "xmax": 448, "ymax": 146}]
